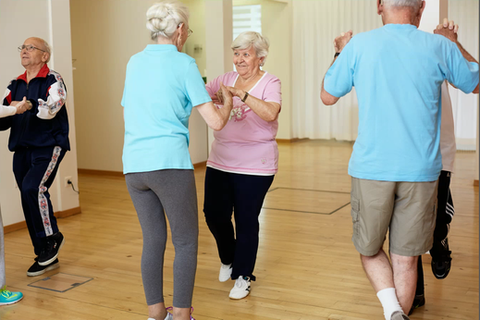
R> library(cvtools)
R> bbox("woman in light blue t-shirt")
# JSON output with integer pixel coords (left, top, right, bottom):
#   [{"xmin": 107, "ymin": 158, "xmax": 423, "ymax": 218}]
[{"xmin": 121, "ymin": 2, "xmax": 232, "ymax": 320}]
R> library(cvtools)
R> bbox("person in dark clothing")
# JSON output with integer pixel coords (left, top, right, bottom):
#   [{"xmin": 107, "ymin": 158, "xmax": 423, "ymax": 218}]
[{"xmin": 0, "ymin": 37, "xmax": 69, "ymax": 277}]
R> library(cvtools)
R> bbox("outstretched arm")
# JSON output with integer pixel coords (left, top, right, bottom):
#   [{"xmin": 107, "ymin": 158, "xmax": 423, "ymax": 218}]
[
  {"xmin": 321, "ymin": 30, "xmax": 353, "ymax": 105},
  {"xmin": 434, "ymin": 18, "xmax": 479, "ymax": 94}
]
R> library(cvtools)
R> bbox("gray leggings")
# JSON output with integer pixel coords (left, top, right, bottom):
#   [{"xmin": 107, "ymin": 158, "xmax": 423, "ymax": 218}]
[{"xmin": 125, "ymin": 169, "xmax": 198, "ymax": 308}]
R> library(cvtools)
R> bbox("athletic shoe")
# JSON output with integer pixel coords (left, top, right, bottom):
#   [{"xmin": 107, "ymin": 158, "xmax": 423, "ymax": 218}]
[
  {"xmin": 147, "ymin": 313, "xmax": 172, "ymax": 320},
  {"xmin": 229, "ymin": 276, "xmax": 251, "ymax": 300},
  {"xmin": 164, "ymin": 307, "xmax": 195, "ymax": 320},
  {"xmin": 390, "ymin": 310, "xmax": 410, "ymax": 320},
  {"xmin": 430, "ymin": 238, "xmax": 452, "ymax": 279},
  {"xmin": 38, "ymin": 232, "xmax": 65, "ymax": 266},
  {"xmin": 219, "ymin": 263, "xmax": 232, "ymax": 282},
  {"xmin": 27, "ymin": 257, "xmax": 60, "ymax": 277},
  {"xmin": 0, "ymin": 287, "xmax": 23, "ymax": 305},
  {"xmin": 408, "ymin": 294, "xmax": 425, "ymax": 315}
]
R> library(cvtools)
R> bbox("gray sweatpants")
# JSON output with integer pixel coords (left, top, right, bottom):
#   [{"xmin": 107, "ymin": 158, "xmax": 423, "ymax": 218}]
[
  {"xmin": 125, "ymin": 169, "xmax": 198, "ymax": 308},
  {"xmin": 0, "ymin": 207, "xmax": 5, "ymax": 288}
]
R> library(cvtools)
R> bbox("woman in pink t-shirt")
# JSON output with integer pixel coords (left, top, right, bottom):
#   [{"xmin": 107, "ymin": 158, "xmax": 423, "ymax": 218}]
[{"xmin": 203, "ymin": 31, "xmax": 282, "ymax": 300}]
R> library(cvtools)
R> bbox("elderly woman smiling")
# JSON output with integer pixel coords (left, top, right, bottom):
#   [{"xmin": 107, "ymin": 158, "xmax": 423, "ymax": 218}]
[{"xmin": 203, "ymin": 31, "xmax": 282, "ymax": 300}]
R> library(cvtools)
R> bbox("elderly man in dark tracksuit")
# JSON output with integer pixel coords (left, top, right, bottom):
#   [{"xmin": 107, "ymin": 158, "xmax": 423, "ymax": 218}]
[{"xmin": 0, "ymin": 37, "xmax": 69, "ymax": 277}]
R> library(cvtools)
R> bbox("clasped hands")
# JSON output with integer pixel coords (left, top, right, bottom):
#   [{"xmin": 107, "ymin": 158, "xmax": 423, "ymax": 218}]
[
  {"xmin": 212, "ymin": 84, "xmax": 244, "ymax": 105},
  {"xmin": 9, "ymin": 97, "xmax": 32, "ymax": 114}
]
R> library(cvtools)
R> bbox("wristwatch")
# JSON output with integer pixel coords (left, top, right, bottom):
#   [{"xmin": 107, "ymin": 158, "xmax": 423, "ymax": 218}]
[
  {"xmin": 334, "ymin": 52, "xmax": 340, "ymax": 58},
  {"xmin": 26, "ymin": 100, "xmax": 33, "ymax": 110},
  {"xmin": 241, "ymin": 91, "xmax": 249, "ymax": 103}
]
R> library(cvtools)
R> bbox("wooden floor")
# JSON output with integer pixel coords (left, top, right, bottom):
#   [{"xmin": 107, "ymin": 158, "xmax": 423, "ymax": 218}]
[{"xmin": 1, "ymin": 140, "xmax": 478, "ymax": 320}]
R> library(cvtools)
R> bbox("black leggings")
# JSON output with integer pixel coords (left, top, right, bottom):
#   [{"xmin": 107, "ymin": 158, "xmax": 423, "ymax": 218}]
[{"xmin": 203, "ymin": 167, "xmax": 274, "ymax": 281}]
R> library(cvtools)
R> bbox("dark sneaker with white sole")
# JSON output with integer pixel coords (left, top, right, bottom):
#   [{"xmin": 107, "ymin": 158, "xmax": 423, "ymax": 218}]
[
  {"xmin": 430, "ymin": 238, "xmax": 452, "ymax": 279},
  {"xmin": 27, "ymin": 257, "xmax": 59, "ymax": 277},
  {"xmin": 38, "ymin": 232, "xmax": 65, "ymax": 266}
]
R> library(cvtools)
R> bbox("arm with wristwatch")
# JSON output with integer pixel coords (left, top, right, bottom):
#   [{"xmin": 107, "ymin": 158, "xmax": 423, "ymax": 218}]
[{"xmin": 320, "ymin": 30, "xmax": 354, "ymax": 105}]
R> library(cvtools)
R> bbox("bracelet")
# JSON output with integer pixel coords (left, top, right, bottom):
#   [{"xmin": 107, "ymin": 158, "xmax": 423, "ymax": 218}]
[
  {"xmin": 241, "ymin": 91, "xmax": 249, "ymax": 103},
  {"xmin": 334, "ymin": 52, "xmax": 340, "ymax": 58}
]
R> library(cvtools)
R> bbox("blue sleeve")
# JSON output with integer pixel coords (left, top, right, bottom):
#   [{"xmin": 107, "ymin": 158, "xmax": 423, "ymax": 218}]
[
  {"xmin": 323, "ymin": 39, "xmax": 355, "ymax": 98},
  {"xmin": 444, "ymin": 41, "xmax": 479, "ymax": 94},
  {"xmin": 185, "ymin": 61, "xmax": 212, "ymax": 107}
]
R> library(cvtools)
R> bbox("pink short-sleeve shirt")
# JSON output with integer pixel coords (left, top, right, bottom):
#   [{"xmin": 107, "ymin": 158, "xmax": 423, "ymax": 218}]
[{"xmin": 205, "ymin": 71, "xmax": 282, "ymax": 175}]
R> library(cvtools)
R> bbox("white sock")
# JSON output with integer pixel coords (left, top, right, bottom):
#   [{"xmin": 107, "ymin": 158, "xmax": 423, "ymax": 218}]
[{"xmin": 376, "ymin": 288, "xmax": 403, "ymax": 320}]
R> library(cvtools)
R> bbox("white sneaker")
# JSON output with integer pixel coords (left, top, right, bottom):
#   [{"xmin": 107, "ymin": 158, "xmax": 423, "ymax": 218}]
[
  {"xmin": 147, "ymin": 312, "xmax": 172, "ymax": 320},
  {"xmin": 229, "ymin": 276, "xmax": 251, "ymax": 299},
  {"xmin": 219, "ymin": 263, "xmax": 232, "ymax": 282}
]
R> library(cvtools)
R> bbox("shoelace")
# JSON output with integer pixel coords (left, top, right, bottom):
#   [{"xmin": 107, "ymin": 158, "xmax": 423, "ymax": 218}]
[
  {"xmin": 0, "ymin": 288, "xmax": 13, "ymax": 298},
  {"xmin": 165, "ymin": 306, "xmax": 195, "ymax": 320}
]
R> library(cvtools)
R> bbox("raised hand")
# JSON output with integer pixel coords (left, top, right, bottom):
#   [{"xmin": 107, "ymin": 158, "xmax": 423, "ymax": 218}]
[
  {"xmin": 434, "ymin": 18, "xmax": 458, "ymax": 43},
  {"xmin": 334, "ymin": 30, "xmax": 353, "ymax": 53}
]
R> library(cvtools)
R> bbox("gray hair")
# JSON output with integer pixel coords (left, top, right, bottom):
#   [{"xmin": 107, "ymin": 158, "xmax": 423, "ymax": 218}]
[
  {"xmin": 43, "ymin": 40, "xmax": 51, "ymax": 63},
  {"xmin": 146, "ymin": 1, "xmax": 189, "ymax": 41},
  {"xmin": 382, "ymin": 0, "xmax": 423, "ymax": 7},
  {"xmin": 231, "ymin": 31, "xmax": 270, "ymax": 67}
]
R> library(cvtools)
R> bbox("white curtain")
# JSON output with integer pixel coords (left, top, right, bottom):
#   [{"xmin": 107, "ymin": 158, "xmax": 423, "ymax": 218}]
[
  {"xmin": 292, "ymin": 0, "xmax": 479, "ymax": 146},
  {"xmin": 292, "ymin": 1, "xmax": 382, "ymax": 140},
  {"xmin": 448, "ymin": 0, "xmax": 479, "ymax": 150}
]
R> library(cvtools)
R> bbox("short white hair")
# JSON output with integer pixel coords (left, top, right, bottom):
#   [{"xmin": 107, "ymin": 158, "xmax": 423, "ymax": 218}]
[
  {"xmin": 146, "ymin": 0, "xmax": 189, "ymax": 40},
  {"xmin": 231, "ymin": 31, "xmax": 270, "ymax": 67},
  {"xmin": 43, "ymin": 40, "xmax": 51, "ymax": 63},
  {"xmin": 382, "ymin": 0, "xmax": 423, "ymax": 7}
]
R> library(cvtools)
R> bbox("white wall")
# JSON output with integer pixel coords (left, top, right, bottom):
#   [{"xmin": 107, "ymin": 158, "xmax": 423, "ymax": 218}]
[
  {"xmin": 261, "ymin": 0, "xmax": 292, "ymax": 139},
  {"xmin": 71, "ymin": 0, "xmax": 210, "ymax": 171},
  {"xmin": 0, "ymin": 0, "xmax": 80, "ymax": 226}
]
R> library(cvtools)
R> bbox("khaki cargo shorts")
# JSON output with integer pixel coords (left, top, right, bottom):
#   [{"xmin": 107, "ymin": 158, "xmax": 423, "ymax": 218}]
[{"xmin": 350, "ymin": 177, "xmax": 438, "ymax": 257}]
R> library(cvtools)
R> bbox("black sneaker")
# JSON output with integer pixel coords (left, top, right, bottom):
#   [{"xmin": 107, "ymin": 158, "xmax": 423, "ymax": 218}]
[
  {"xmin": 38, "ymin": 232, "xmax": 65, "ymax": 266},
  {"xmin": 408, "ymin": 294, "xmax": 425, "ymax": 315},
  {"xmin": 430, "ymin": 238, "xmax": 452, "ymax": 279},
  {"xmin": 27, "ymin": 257, "xmax": 60, "ymax": 277}
]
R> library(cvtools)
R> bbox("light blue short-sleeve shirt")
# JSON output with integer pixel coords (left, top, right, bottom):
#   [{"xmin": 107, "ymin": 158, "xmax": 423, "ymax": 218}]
[
  {"xmin": 324, "ymin": 24, "xmax": 479, "ymax": 182},
  {"xmin": 122, "ymin": 45, "xmax": 212, "ymax": 174}
]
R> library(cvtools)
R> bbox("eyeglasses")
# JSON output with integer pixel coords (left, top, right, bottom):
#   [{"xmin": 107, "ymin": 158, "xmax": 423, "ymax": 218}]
[{"xmin": 18, "ymin": 45, "xmax": 46, "ymax": 53}]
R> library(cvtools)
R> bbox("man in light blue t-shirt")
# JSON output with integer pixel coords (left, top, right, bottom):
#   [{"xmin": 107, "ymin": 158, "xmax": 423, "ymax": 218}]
[{"xmin": 321, "ymin": 1, "xmax": 479, "ymax": 320}]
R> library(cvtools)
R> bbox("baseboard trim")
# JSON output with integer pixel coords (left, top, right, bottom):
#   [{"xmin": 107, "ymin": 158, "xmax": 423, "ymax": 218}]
[
  {"xmin": 78, "ymin": 169, "xmax": 124, "ymax": 177},
  {"xmin": 194, "ymin": 161, "xmax": 207, "ymax": 168},
  {"xmin": 4, "ymin": 221, "xmax": 27, "ymax": 234},
  {"xmin": 474, "ymin": 180, "xmax": 479, "ymax": 186},
  {"xmin": 55, "ymin": 206, "xmax": 82, "ymax": 218},
  {"xmin": 4, "ymin": 206, "xmax": 82, "ymax": 234}
]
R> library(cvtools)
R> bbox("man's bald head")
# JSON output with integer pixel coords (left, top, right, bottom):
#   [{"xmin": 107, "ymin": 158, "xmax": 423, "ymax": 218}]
[{"xmin": 24, "ymin": 37, "xmax": 51, "ymax": 63}]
